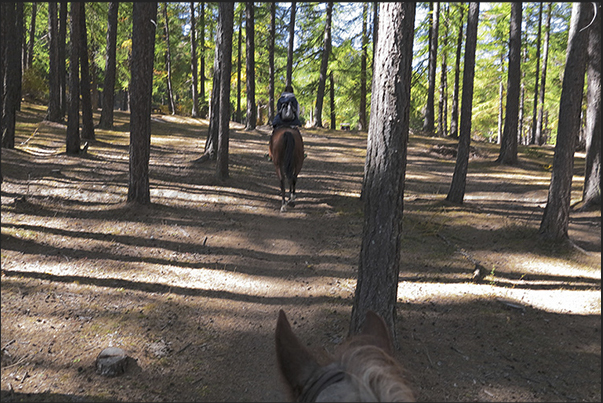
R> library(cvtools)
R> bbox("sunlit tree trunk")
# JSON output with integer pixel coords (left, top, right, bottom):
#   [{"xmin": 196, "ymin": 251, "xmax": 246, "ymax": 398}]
[
  {"xmin": 127, "ymin": 2, "xmax": 157, "ymax": 205},
  {"xmin": 215, "ymin": 2, "xmax": 234, "ymax": 181},
  {"xmin": 268, "ymin": 3, "xmax": 276, "ymax": 123},
  {"xmin": 330, "ymin": 71, "xmax": 336, "ymax": 130},
  {"xmin": 163, "ymin": 3, "xmax": 176, "ymax": 115},
  {"xmin": 358, "ymin": 2, "xmax": 368, "ymax": 131},
  {"xmin": 535, "ymin": 3, "xmax": 552, "ymax": 146},
  {"xmin": 66, "ymin": 1, "xmax": 81, "ymax": 155},
  {"xmin": 46, "ymin": 2, "xmax": 63, "ymax": 123},
  {"xmin": 236, "ymin": 5, "xmax": 242, "ymax": 123},
  {"xmin": 496, "ymin": 2, "xmax": 522, "ymax": 165},
  {"xmin": 423, "ymin": 2, "xmax": 438, "ymax": 134},
  {"xmin": 190, "ymin": 2, "xmax": 199, "ymax": 118},
  {"xmin": 530, "ymin": 2, "xmax": 543, "ymax": 145},
  {"xmin": 286, "ymin": 2, "xmax": 296, "ymax": 88},
  {"xmin": 445, "ymin": 2, "xmax": 479, "ymax": 204},
  {"xmin": 313, "ymin": 2, "xmax": 333, "ymax": 128},
  {"xmin": 98, "ymin": 2, "xmax": 118, "ymax": 129},
  {"xmin": 245, "ymin": 2, "xmax": 256, "ymax": 130},
  {"xmin": 539, "ymin": 3, "xmax": 590, "ymax": 241},
  {"xmin": 449, "ymin": 2, "xmax": 463, "ymax": 139},
  {"xmin": 350, "ymin": 2, "xmax": 415, "ymax": 341},
  {"xmin": 438, "ymin": 3, "xmax": 448, "ymax": 137},
  {"xmin": 580, "ymin": 3, "xmax": 601, "ymax": 211},
  {"xmin": 79, "ymin": 3, "xmax": 95, "ymax": 141}
]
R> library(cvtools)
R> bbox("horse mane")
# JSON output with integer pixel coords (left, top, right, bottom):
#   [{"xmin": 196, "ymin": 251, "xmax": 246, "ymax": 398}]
[{"xmin": 334, "ymin": 341, "xmax": 415, "ymax": 402}]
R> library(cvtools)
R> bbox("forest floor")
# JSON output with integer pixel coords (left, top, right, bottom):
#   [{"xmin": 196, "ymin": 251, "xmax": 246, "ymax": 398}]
[{"xmin": 1, "ymin": 102, "xmax": 600, "ymax": 402}]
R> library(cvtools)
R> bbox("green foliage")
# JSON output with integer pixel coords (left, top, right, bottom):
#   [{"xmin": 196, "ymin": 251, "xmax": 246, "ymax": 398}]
[{"xmin": 20, "ymin": 2, "xmax": 576, "ymax": 141}]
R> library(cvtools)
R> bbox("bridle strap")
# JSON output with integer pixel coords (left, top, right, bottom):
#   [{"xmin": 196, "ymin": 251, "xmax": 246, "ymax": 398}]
[{"xmin": 298, "ymin": 364, "xmax": 346, "ymax": 403}]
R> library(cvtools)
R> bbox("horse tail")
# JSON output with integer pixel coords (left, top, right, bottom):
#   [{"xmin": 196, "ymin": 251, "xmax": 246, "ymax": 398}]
[{"xmin": 283, "ymin": 131, "xmax": 296, "ymax": 180}]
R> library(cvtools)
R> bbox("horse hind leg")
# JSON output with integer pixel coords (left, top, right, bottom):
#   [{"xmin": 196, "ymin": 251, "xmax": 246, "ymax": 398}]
[
  {"xmin": 287, "ymin": 177, "xmax": 297, "ymax": 208},
  {"xmin": 280, "ymin": 177, "xmax": 288, "ymax": 212}
]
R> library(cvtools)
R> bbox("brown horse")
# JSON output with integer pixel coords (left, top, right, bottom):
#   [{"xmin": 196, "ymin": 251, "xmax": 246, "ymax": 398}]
[
  {"xmin": 268, "ymin": 126, "xmax": 304, "ymax": 212},
  {"xmin": 275, "ymin": 309, "xmax": 415, "ymax": 402}
]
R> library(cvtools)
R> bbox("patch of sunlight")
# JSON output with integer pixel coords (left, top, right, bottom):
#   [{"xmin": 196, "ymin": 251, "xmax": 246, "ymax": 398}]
[
  {"xmin": 397, "ymin": 282, "xmax": 601, "ymax": 315},
  {"xmin": 5, "ymin": 261, "xmax": 342, "ymax": 300},
  {"xmin": 151, "ymin": 186, "xmax": 267, "ymax": 206},
  {"xmin": 520, "ymin": 259, "xmax": 601, "ymax": 280}
]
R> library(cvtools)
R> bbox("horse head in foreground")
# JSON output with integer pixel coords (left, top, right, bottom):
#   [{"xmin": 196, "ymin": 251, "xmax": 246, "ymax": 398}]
[
  {"xmin": 275, "ymin": 309, "xmax": 415, "ymax": 402},
  {"xmin": 268, "ymin": 127, "xmax": 304, "ymax": 212}
]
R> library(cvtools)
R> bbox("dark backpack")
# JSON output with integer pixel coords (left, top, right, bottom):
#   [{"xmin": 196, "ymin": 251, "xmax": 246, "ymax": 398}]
[{"xmin": 281, "ymin": 101, "xmax": 295, "ymax": 122}]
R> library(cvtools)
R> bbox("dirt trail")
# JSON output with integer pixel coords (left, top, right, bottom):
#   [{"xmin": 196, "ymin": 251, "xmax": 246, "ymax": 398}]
[{"xmin": 1, "ymin": 104, "xmax": 600, "ymax": 402}]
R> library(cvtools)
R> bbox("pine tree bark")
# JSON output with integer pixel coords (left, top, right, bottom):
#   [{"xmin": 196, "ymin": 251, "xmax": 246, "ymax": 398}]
[
  {"xmin": 313, "ymin": 2, "xmax": 333, "ymax": 128},
  {"xmin": 1, "ymin": 3, "xmax": 22, "ymax": 149},
  {"xmin": 215, "ymin": 2, "xmax": 234, "ymax": 181},
  {"xmin": 46, "ymin": 2, "xmax": 63, "ymax": 123},
  {"xmin": 580, "ymin": 3, "xmax": 601, "ymax": 211},
  {"xmin": 98, "ymin": 2, "xmax": 118, "ymax": 129},
  {"xmin": 530, "ymin": 3, "xmax": 543, "ymax": 145},
  {"xmin": 59, "ymin": 2, "xmax": 68, "ymax": 117},
  {"xmin": 236, "ymin": 6, "xmax": 243, "ymax": 123},
  {"xmin": 245, "ymin": 2, "xmax": 256, "ymax": 130},
  {"xmin": 66, "ymin": 1, "xmax": 82, "ymax": 155},
  {"xmin": 190, "ymin": 2, "xmax": 199, "ymax": 118},
  {"xmin": 535, "ymin": 3, "xmax": 552, "ymax": 146},
  {"xmin": 539, "ymin": 3, "xmax": 591, "ymax": 241},
  {"xmin": 358, "ymin": 2, "xmax": 368, "ymax": 131},
  {"xmin": 268, "ymin": 3, "xmax": 276, "ymax": 123},
  {"xmin": 199, "ymin": 3, "xmax": 206, "ymax": 111},
  {"xmin": 423, "ymin": 2, "xmax": 438, "ymax": 134},
  {"xmin": 79, "ymin": 3, "xmax": 95, "ymax": 141},
  {"xmin": 496, "ymin": 2, "xmax": 522, "ymax": 165},
  {"xmin": 350, "ymin": 2, "xmax": 415, "ymax": 341},
  {"xmin": 438, "ymin": 3, "xmax": 449, "ymax": 137},
  {"xmin": 446, "ymin": 2, "xmax": 479, "ymax": 204},
  {"xmin": 127, "ymin": 2, "xmax": 157, "ymax": 205},
  {"xmin": 163, "ymin": 3, "xmax": 176, "ymax": 115},
  {"xmin": 286, "ymin": 2, "xmax": 296, "ymax": 88},
  {"xmin": 449, "ymin": 3, "xmax": 464, "ymax": 139}
]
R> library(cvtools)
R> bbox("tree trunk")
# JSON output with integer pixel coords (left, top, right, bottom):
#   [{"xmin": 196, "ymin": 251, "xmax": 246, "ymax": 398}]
[
  {"xmin": 245, "ymin": 2, "xmax": 256, "ymax": 130},
  {"xmin": 580, "ymin": 3, "xmax": 601, "ymax": 211},
  {"xmin": 46, "ymin": 2, "xmax": 63, "ymax": 123},
  {"xmin": 438, "ymin": 3, "xmax": 448, "ymax": 137},
  {"xmin": 127, "ymin": 2, "xmax": 157, "ymax": 205},
  {"xmin": 449, "ymin": 3, "xmax": 464, "ymax": 139},
  {"xmin": 530, "ymin": 2, "xmax": 543, "ymax": 145},
  {"xmin": 215, "ymin": 2, "xmax": 234, "ymax": 181},
  {"xmin": 66, "ymin": 1, "xmax": 81, "ymax": 155},
  {"xmin": 496, "ymin": 2, "xmax": 522, "ymax": 165},
  {"xmin": 330, "ymin": 71, "xmax": 336, "ymax": 130},
  {"xmin": 199, "ymin": 3, "xmax": 206, "ymax": 111},
  {"xmin": 268, "ymin": 3, "xmax": 276, "ymax": 123},
  {"xmin": 350, "ymin": 2, "xmax": 415, "ymax": 342},
  {"xmin": 313, "ymin": 2, "xmax": 333, "ymax": 128},
  {"xmin": 59, "ymin": 2, "xmax": 68, "ymax": 117},
  {"xmin": 497, "ymin": 75, "xmax": 503, "ymax": 144},
  {"xmin": 98, "ymin": 2, "xmax": 118, "ymax": 129},
  {"xmin": 358, "ymin": 2, "xmax": 368, "ymax": 131},
  {"xmin": 190, "ymin": 2, "xmax": 199, "ymax": 118},
  {"xmin": 1, "ymin": 3, "xmax": 22, "ymax": 149},
  {"xmin": 539, "ymin": 3, "xmax": 591, "ymax": 241},
  {"xmin": 371, "ymin": 2, "xmax": 378, "ymax": 72},
  {"xmin": 535, "ymin": 3, "xmax": 552, "ymax": 146},
  {"xmin": 236, "ymin": 6, "xmax": 242, "ymax": 123},
  {"xmin": 26, "ymin": 2, "xmax": 37, "ymax": 71},
  {"xmin": 163, "ymin": 3, "xmax": 176, "ymax": 115},
  {"xmin": 286, "ymin": 2, "xmax": 296, "ymax": 88},
  {"xmin": 79, "ymin": 3, "xmax": 95, "ymax": 141},
  {"xmin": 445, "ymin": 2, "xmax": 479, "ymax": 204},
  {"xmin": 423, "ymin": 2, "xmax": 438, "ymax": 134}
]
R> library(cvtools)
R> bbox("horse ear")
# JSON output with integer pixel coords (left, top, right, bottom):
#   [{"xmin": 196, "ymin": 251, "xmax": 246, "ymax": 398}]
[
  {"xmin": 275, "ymin": 310, "xmax": 320, "ymax": 398},
  {"xmin": 360, "ymin": 310, "xmax": 394, "ymax": 355}
]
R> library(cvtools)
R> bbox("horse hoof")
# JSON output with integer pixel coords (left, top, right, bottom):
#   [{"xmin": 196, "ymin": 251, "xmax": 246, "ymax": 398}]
[
  {"xmin": 280, "ymin": 205, "xmax": 287, "ymax": 212},
  {"xmin": 287, "ymin": 201, "xmax": 295, "ymax": 208}
]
